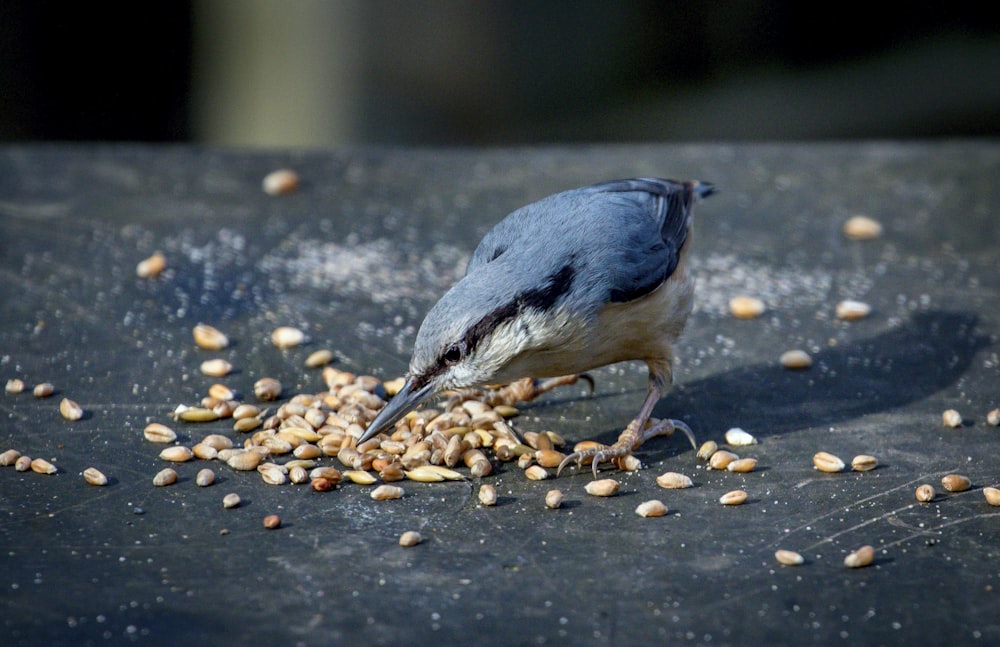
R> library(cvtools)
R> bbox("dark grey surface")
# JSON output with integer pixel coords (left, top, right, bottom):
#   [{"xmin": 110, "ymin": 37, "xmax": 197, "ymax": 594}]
[{"xmin": 1, "ymin": 143, "xmax": 998, "ymax": 646}]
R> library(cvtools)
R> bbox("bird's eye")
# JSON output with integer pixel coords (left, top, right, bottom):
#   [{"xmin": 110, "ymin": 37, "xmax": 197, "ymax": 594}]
[{"xmin": 443, "ymin": 343, "xmax": 465, "ymax": 365}]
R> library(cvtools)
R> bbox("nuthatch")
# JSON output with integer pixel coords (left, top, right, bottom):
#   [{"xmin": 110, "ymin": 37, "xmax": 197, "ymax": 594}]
[{"xmin": 358, "ymin": 178, "xmax": 715, "ymax": 475}]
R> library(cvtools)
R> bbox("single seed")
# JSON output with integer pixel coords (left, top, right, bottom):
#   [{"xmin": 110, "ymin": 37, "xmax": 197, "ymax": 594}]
[
  {"xmin": 545, "ymin": 489, "xmax": 564, "ymax": 509},
  {"xmin": 524, "ymin": 465, "xmax": 548, "ymax": 481},
  {"xmin": 493, "ymin": 405, "xmax": 520, "ymax": 418},
  {"xmin": 15, "ymin": 455, "xmax": 32, "ymax": 471},
  {"xmin": 143, "ymin": 423, "xmax": 177, "ymax": 443},
  {"xmin": 719, "ymin": 489, "xmax": 748, "ymax": 505},
  {"xmin": 311, "ymin": 477, "xmax": 334, "ymax": 491},
  {"xmin": 941, "ymin": 473, "xmax": 971, "ymax": 492},
  {"xmin": 33, "ymin": 383, "xmax": 54, "ymax": 398},
  {"xmin": 727, "ymin": 457, "xmax": 758, "ymax": 473},
  {"xmin": 222, "ymin": 493, "xmax": 241, "ymax": 508},
  {"xmin": 258, "ymin": 464, "xmax": 288, "ymax": 485},
  {"xmin": 232, "ymin": 404, "xmax": 261, "ymax": 420},
  {"xmin": 656, "ymin": 472, "xmax": 693, "ymax": 489},
  {"xmin": 262, "ymin": 169, "xmax": 300, "ymax": 196},
  {"xmin": 271, "ymin": 326, "xmax": 305, "ymax": 349},
  {"xmin": 1, "ymin": 449, "xmax": 22, "ymax": 466},
  {"xmin": 59, "ymin": 398, "xmax": 84, "ymax": 421},
  {"xmin": 309, "ymin": 466, "xmax": 343, "ymax": 483},
  {"xmin": 293, "ymin": 443, "xmax": 321, "ymax": 460},
  {"xmin": 729, "ymin": 296, "xmax": 765, "ymax": 319},
  {"xmin": 724, "ymin": 428, "xmax": 756, "ymax": 446},
  {"xmin": 842, "ymin": 215, "xmax": 883, "ymax": 240},
  {"xmin": 983, "ymin": 487, "xmax": 1000, "ymax": 506},
  {"xmin": 304, "ymin": 349, "xmax": 334, "ymax": 368},
  {"xmin": 941, "ymin": 409, "xmax": 963, "ymax": 428},
  {"xmin": 254, "ymin": 377, "xmax": 282, "ymax": 401},
  {"xmin": 813, "ymin": 451, "xmax": 845, "ymax": 473},
  {"xmin": 195, "ymin": 469, "xmax": 215, "ymax": 487},
  {"xmin": 775, "ymin": 549, "xmax": 804, "ymax": 566},
  {"xmin": 177, "ymin": 407, "xmax": 220, "ymax": 422},
  {"xmin": 534, "ymin": 449, "xmax": 566, "ymax": 469},
  {"xmin": 851, "ymin": 455, "xmax": 878, "ymax": 472},
  {"xmin": 152, "ymin": 468, "xmax": 177, "ymax": 486},
  {"xmin": 584, "ymin": 479, "xmax": 620, "ymax": 497},
  {"xmin": 844, "ymin": 545, "xmax": 875, "ymax": 568},
  {"xmin": 835, "ymin": 299, "xmax": 871, "ymax": 321},
  {"xmin": 987, "ymin": 408, "xmax": 1000, "ymax": 426},
  {"xmin": 192, "ymin": 324, "xmax": 228, "ymax": 350},
  {"xmin": 30, "ymin": 457, "xmax": 57, "ymax": 474},
  {"xmin": 159, "ymin": 446, "xmax": 194, "ymax": 462},
  {"xmin": 479, "ymin": 484, "xmax": 498, "ymax": 506},
  {"xmin": 263, "ymin": 514, "xmax": 282, "ymax": 529},
  {"xmin": 382, "ymin": 377, "xmax": 406, "ymax": 396},
  {"xmin": 83, "ymin": 467, "xmax": 108, "ymax": 486},
  {"xmin": 226, "ymin": 451, "xmax": 262, "ymax": 471},
  {"xmin": 201, "ymin": 434, "xmax": 233, "ymax": 451},
  {"xmin": 399, "ymin": 530, "xmax": 422, "ymax": 547},
  {"xmin": 136, "ymin": 251, "xmax": 167, "ymax": 278},
  {"xmin": 780, "ymin": 349, "xmax": 813, "ymax": 370},
  {"xmin": 915, "ymin": 484, "xmax": 935, "ymax": 502},
  {"xmin": 343, "ymin": 470, "xmax": 377, "ymax": 485},
  {"xmin": 635, "ymin": 499, "xmax": 668, "ymax": 518},
  {"xmin": 207, "ymin": 383, "xmax": 235, "ymax": 401},
  {"xmin": 615, "ymin": 454, "xmax": 642, "ymax": 472},
  {"xmin": 5, "ymin": 378, "xmax": 25, "ymax": 394},
  {"xmin": 371, "ymin": 484, "xmax": 404, "ymax": 500},
  {"xmin": 199, "ymin": 358, "xmax": 233, "ymax": 378},
  {"xmin": 709, "ymin": 450, "xmax": 739, "ymax": 470},
  {"xmin": 411, "ymin": 465, "xmax": 464, "ymax": 481},
  {"xmin": 696, "ymin": 440, "xmax": 718, "ymax": 461}
]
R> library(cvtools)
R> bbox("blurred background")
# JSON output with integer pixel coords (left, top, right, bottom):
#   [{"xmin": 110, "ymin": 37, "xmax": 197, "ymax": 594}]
[{"xmin": 1, "ymin": 0, "xmax": 998, "ymax": 147}]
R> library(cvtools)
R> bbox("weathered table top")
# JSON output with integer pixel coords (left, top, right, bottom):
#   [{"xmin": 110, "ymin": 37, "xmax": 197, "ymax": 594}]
[{"xmin": 1, "ymin": 142, "xmax": 998, "ymax": 646}]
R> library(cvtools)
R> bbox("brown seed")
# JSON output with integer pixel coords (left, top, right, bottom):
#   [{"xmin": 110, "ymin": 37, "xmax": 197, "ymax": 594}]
[
  {"xmin": 143, "ymin": 423, "xmax": 177, "ymax": 443},
  {"xmin": 5, "ymin": 378, "xmax": 26, "ymax": 394},
  {"xmin": 83, "ymin": 467, "xmax": 108, "ymax": 486},
  {"xmin": 234, "ymin": 417, "xmax": 262, "ymax": 433},
  {"xmin": 207, "ymin": 383, "xmax": 235, "ymax": 402},
  {"xmin": 780, "ymin": 349, "xmax": 813, "ymax": 370},
  {"xmin": 193, "ymin": 324, "xmax": 229, "ymax": 350},
  {"xmin": 30, "ymin": 458, "xmax": 57, "ymax": 474},
  {"xmin": 226, "ymin": 451, "xmax": 263, "ymax": 471},
  {"xmin": 987, "ymin": 408, "xmax": 1000, "ymax": 426},
  {"xmin": 729, "ymin": 296, "xmax": 766, "ymax": 319},
  {"xmin": 719, "ymin": 489, "xmax": 748, "ymax": 505},
  {"xmin": 192, "ymin": 443, "xmax": 218, "ymax": 460},
  {"xmin": 835, "ymin": 300, "xmax": 871, "ymax": 321},
  {"xmin": 941, "ymin": 473, "xmax": 971, "ymax": 492},
  {"xmin": 222, "ymin": 493, "xmax": 241, "ymax": 508},
  {"xmin": 941, "ymin": 409, "xmax": 963, "ymax": 428},
  {"xmin": 254, "ymin": 377, "xmax": 282, "ymax": 401},
  {"xmin": 232, "ymin": 404, "xmax": 261, "ymax": 420},
  {"xmin": 176, "ymin": 407, "xmax": 220, "ymax": 423},
  {"xmin": 478, "ymin": 483, "xmax": 498, "ymax": 506},
  {"xmin": 309, "ymin": 466, "xmax": 343, "ymax": 483},
  {"xmin": 263, "ymin": 514, "xmax": 282, "ymax": 529},
  {"xmin": 152, "ymin": 468, "xmax": 178, "ymax": 486},
  {"xmin": 271, "ymin": 326, "xmax": 305, "ymax": 349},
  {"xmin": 615, "ymin": 454, "xmax": 642, "ymax": 472},
  {"xmin": 399, "ymin": 530, "xmax": 422, "ymax": 547},
  {"xmin": 851, "ymin": 455, "xmax": 878, "ymax": 472},
  {"xmin": 136, "ymin": 251, "xmax": 167, "ymax": 278},
  {"xmin": 195, "ymin": 469, "xmax": 215, "ymax": 487},
  {"xmin": 635, "ymin": 499, "xmax": 668, "ymax": 518},
  {"xmin": 293, "ymin": 443, "xmax": 321, "ymax": 460},
  {"xmin": 311, "ymin": 477, "xmax": 334, "ymax": 491},
  {"xmin": 200, "ymin": 434, "xmax": 233, "ymax": 451},
  {"xmin": 262, "ymin": 169, "xmax": 300, "ymax": 196},
  {"xmin": 199, "ymin": 358, "xmax": 233, "ymax": 377},
  {"xmin": 33, "ymin": 382, "xmax": 54, "ymax": 398},
  {"xmin": 304, "ymin": 349, "xmax": 334, "ymax": 368},
  {"xmin": 983, "ymin": 487, "xmax": 1000, "ymax": 506},
  {"xmin": 813, "ymin": 451, "xmax": 845, "ymax": 473},
  {"xmin": 59, "ymin": 398, "xmax": 84, "ymax": 421},
  {"xmin": 524, "ymin": 465, "xmax": 548, "ymax": 481},
  {"xmin": 656, "ymin": 472, "xmax": 693, "ymax": 489},
  {"xmin": 696, "ymin": 440, "xmax": 718, "ymax": 461},
  {"xmin": 844, "ymin": 545, "xmax": 875, "ymax": 568},
  {"xmin": 727, "ymin": 457, "xmax": 758, "ymax": 473},
  {"xmin": 915, "ymin": 484, "xmax": 935, "ymax": 502},
  {"xmin": 584, "ymin": 479, "xmax": 620, "ymax": 497},
  {"xmin": 159, "ymin": 446, "xmax": 194, "ymax": 462},
  {"xmin": 842, "ymin": 215, "xmax": 883, "ymax": 240},
  {"xmin": 709, "ymin": 450, "xmax": 739, "ymax": 470},
  {"xmin": 1, "ymin": 449, "xmax": 22, "ymax": 466},
  {"xmin": 775, "ymin": 549, "xmax": 804, "ymax": 566},
  {"xmin": 371, "ymin": 484, "xmax": 404, "ymax": 500}
]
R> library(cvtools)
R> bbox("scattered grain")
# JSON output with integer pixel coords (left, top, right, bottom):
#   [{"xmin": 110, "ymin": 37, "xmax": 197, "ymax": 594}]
[
  {"xmin": 159, "ymin": 446, "xmax": 194, "ymax": 462},
  {"xmin": 842, "ymin": 215, "xmax": 883, "ymax": 240},
  {"xmin": 136, "ymin": 251, "xmax": 167, "ymax": 278},
  {"xmin": 775, "ymin": 549, "xmax": 804, "ymax": 566},
  {"xmin": 941, "ymin": 474, "xmax": 971, "ymax": 492},
  {"xmin": 192, "ymin": 324, "xmax": 228, "ymax": 350},
  {"xmin": 262, "ymin": 169, "xmax": 300, "ymax": 196},
  {"xmin": 915, "ymin": 484, "xmax": 935, "ymax": 502},
  {"xmin": 30, "ymin": 458, "xmax": 57, "ymax": 474},
  {"xmin": 719, "ymin": 490, "xmax": 748, "ymax": 505},
  {"xmin": 304, "ymin": 349, "xmax": 334, "ymax": 368},
  {"xmin": 835, "ymin": 300, "xmax": 871, "ymax": 321},
  {"xmin": 15, "ymin": 455, "xmax": 32, "ymax": 471},
  {"xmin": 545, "ymin": 489, "xmax": 564, "ymax": 509},
  {"xmin": 479, "ymin": 483, "xmax": 498, "ymax": 506},
  {"xmin": 729, "ymin": 296, "xmax": 766, "ymax": 319},
  {"xmin": 709, "ymin": 450, "xmax": 739, "ymax": 470},
  {"xmin": 196, "ymin": 469, "xmax": 215, "ymax": 487},
  {"xmin": 399, "ymin": 530, "xmax": 422, "ymax": 547},
  {"xmin": 987, "ymin": 408, "xmax": 1000, "ymax": 426},
  {"xmin": 254, "ymin": 377, "xmax": 282, "ymax": 401},
  {"xmin": 83, "ymin": 467, "xmax": 108, "ymax": 486},
  {"xmin": 143, "ymin": 423, "xmax": 177, "ymax": 443},
  {"xmin": 635, "ymin": 499, "xmax": 668, "ymax": 517},
  {"xmin": 371, "ymin": 484, "xmax": 404, "ymax": 500},
  {"xmin": 263, "ymin": 514, "xmax": 282, "ymax": 529},
  {"xmin": 5, "ymin": 379, "xmax": 25, "ymax": 394},
  {"xmin": 780, "ymin": 349, "xmax": 813, "ymax": 369},
  {"xmin": 656, "ymin": 472, "xmax": 693, "ymax": 489},
  {"xmin": 983, "ymin": 487, "xmax": 1000, "ymax": 506},
  {"xmin": 584, "ymin": 479, "xmax": 619, "ymax": 497},
  {"xmin": 271, "ymin": 326, "xmax": 305, "ymax": 349},
  {"xmin": 727, "ymin": 457, "xmax": 758, "ymax": 473},
  {"xmin": 524, "ymin": 465, "xmax": 548, "ymax": 481},
  {"xmin": 844, "ymin": 545, "xmax": 875, "ymax": 568},
  {"xmin": 813, "ymin": 451, "xmax": 845, "ymax": 473},
  {"xmin": 226, "ymin": 451, "xmax": 263, "ymax": 471},
  {"xmin": 222, "ymin": 493, "xmax": 241, "ymax": 508},
  {"xmin": 696, "ymin": 440, "xmax": 718, "ymax": 461},
  {"xmin": 33, "ymin": 383, "xmax": 54, "ymax": 398},
  {"xmin": 152, "ymin": 468, "xmax": 178, "ymax": 486},
  {"xmin": 1, "ymin": 449, "xmax": 22, "ymax": 466},
  {"xmin": 724, "ymin": 428, "xmax": 756, "ymax": 446},
  {"xmin": 941, "ymin": 409, "xmax": 963, "ymax": 428},
  {"xmin": 851, "ymin": 455, "xmax": 878, "ymax": 472}
]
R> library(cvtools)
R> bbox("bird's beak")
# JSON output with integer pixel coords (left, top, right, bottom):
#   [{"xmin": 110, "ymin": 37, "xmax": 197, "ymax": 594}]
[{"xmin": 358, "ymin": 376, "xmax": 436, "ymax": 443}]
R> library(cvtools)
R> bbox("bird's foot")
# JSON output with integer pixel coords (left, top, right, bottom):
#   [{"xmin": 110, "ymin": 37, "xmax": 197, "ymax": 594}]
[
  {"xmin": 557, "ymin": 417, "xmax": 696, "ymax": 478},
  {"xmin": 478, "ymin": 374, "xmax": 594, "ymax": 407}
]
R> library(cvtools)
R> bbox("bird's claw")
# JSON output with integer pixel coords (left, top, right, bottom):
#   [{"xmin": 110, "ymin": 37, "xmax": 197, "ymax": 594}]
[{"xmin": 556, "ymin": 443, "xmax": 629, "ymax": 479}]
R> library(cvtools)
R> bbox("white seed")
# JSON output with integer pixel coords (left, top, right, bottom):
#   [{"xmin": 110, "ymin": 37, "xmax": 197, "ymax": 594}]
[
  {"xmin": 371, "ymin": 484, "xmax": 404, "ymax": 500},
  {"xmin": 226, "ymin": 451, "xmax": 262, "ymax": 471},
  {"xmin": 709, "ymin": 450, "xmax": 739, "ymax": 470},
  {"xmin": 159, "ymin": 446, "xmax": 194, "ymax": 462},
  {"xmin": 616, "ymin": 454, "xmax": 642, "ymax": 472},
  {"xmin": 780, "ymin": 349, "xmax": 813, "ymax": 369},
  {"xmin": 844, "ymin": 545, "xmax": 875, "ymax": 568},
  {"xmin": 193, "ymin": 324, "xmax": 229, "ymax": 350},
  {"xmin": 478, "ymin": 484, "xmax": 498, "ymax": 506},
  {"xmin": 153, "ymin": 468, "xmax": 178, "ymax": 486},
  {"xmin": 915, "ymin": 484, "xmax": 935, "ymax": 502},
  {"xmin": 232, "ymin": 404, "xmax": 261, "ymax": 420},
  {"xmin": 207, "ymin": 385, "xmax": 235, "ymax": 403},
  {"xmin": 222, "ymin": 492, "xmax": 241, "ymax": 508},
  {"xmin": 192, "ymin": 443, "xmax": 218, "ymax": 460},
  {"xmin": 851, "ymin": 455, "xmax": 878, "ymax": 472},
  {"xmin": 262, "ymin": 168, "xmax": 300, "ymax": 196},
  {"xmin": 343, "ymin": 470, "xmax": 377, "ymax": 485},
  {"xmin": 813, "ymin": 451, "xmax": 845, "ymax": 473},
  {"xmin": 656, "ymin": 472, "xmax": 693, "ymax": 489},
  {"xmin": 635, "ymin": 499, "xmax": 668, "ymax": 518},
  {"xmin": 584, "ymin": 479, "xmax": 620, "ymax": 497},
  {"xmin": 254, "ymin": 377, "xmax": 282, "ymax": 401},
  {"xmin": 983, "ymin": 487, "xmax": 1000, "ymax": 506},
  {"xmin": 136, "ymin": 251, "xmax": 167, "ymax": 278},
  {"xmin": 143, "ymin": 423, "xmax": 177, "ymax": 443},
  {"xmin": 59, "ymin": 398, "xmax": 84, "ymax": 421},
  {"xmin": 941, "ymin": 409, "xmax": 963, "ymax": 428},
  {"xmin": 842, "ymin": 215, "xmax": 883, "ymax": 240},
  {"xmin": 33, "ymin": 382, "xmax": 54, "ymax": 398},
  {"xmin": 399, "ymin": 530, "xmax": 422, "ymax": 547},
  {"xmin": 304, "ymin": 349, "xmax": 334, "ymax": 368},
  {"xmin": 5, "ymin": 378, "xmax": 25, "ymax": 394},
  {"xmin": 524, "ymin": 465, "xmax": 548, "ymax": 481},
  {"xmin": 724, "ymin": 428, "xmax": 757, "ymax": 446},
  {"xmin": 196, "ymin": 469, "xmax": 215, "ymax": 487},
  {"xmin": 835, "ymin": 299, "xmax": 871, "ymax": 321},
  {"xmin": 719, "ymin": 489, "xmax": 748, "ymax": 505},
  {"xmin": 258, "ymin": 464, "xmax": 287, "ymax": 485},
  {"xmin": 545, "ymin": 489, "xmax": 564, "ymax": 509},
  {"xmin": 1, "ymin": 449, "xmax": 22, "ymax": 466},
  {"xmin": 729, "ymin": 296, "xmax": 766, "ymax": 319},
  {"xmin": 727, "ymin": 457, "xmax": 758, "ymax": 473},
  {"xmin": 941, "ymin": 473, "xmax": 971, "ymax": 492},
  {"xmin": 271, "ymin": 326, "xmax": 305, "ymax": 349},
  {"xmin": 199, "ymin": 358, "xmax": 233, "ymax": 377},
  {"xmin": 382, "ymin": 377, "xmax": 406, "ymax": 396},
  {"xmin": 30, "ymin": 458, "xmax": 58, "ymax": 474},
  {"xmin": 15, "ymin": 455, "xmax": 31, "ymax": 471},
  {"xmin": 696, "ymin": 440, "xmax": 718, "ymax": 461},
  {"xmin": 83, "ymin": 467, "xmax": 108, "ymax": 486},
  {"xmin": 288, "ymin": 465, "xmax": 308, "ymax": 484},
  {"xmin": 200, "ymin": 434, "xmax": 233, "ymax": 451},
  {"xmin": 987, "ymin": 408, "xmax": 1000, "ymax": 426},
  {"xmin": 775, "ymin": 549, "xmax": 804, "ymax": 566}
]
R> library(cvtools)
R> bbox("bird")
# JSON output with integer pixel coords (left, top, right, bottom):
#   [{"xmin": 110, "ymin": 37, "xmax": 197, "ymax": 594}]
[{"xmin": 357, "ymin": 178, "xmax": 715, "ymax": 476}]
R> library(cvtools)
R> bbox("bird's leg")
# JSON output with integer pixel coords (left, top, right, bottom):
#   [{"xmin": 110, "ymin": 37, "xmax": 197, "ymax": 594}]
[{"xmin": 449, "ymin": 374, "xmax": 594, "ymax": 408}]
